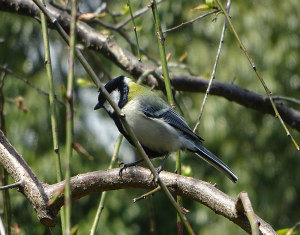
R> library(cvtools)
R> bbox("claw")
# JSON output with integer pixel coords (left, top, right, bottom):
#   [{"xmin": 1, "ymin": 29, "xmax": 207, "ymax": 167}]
[
  {"xmin": 150, "ymin": 166, "xmax": 164, "ymax": 183},
  {"xmin": 118, "ymin": 159, "xmax": 144, "ymax": 178},
  {"xmin": 119, "ymin": 164, "xmax": 127, "ymax": 177},
  {"xmin": 119, "ymin": 161, "xmax": 124, "ymax": 167},
  {"xmin": 155, "ymin": 165, "xmax": 164, "ymax": 174}
]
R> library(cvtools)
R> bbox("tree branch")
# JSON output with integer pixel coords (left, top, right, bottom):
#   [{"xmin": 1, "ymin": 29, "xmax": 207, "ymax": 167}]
[
  {"xmin": 172, "ymin": 74, "xmax": 300, "ymax": 132},
  {"xmin": 0, "ymin": 130, "xmax": 56, "ymax": 227},
  {"xmin": 0, "ymin": 130, "xmax": 276, "ymax": 234},
  {"xmin": 0, "ymin": 0, "xmax": 299, "ymax": 133}
]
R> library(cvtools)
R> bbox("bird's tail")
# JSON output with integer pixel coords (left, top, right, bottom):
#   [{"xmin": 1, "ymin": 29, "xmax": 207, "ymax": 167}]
[{"xmin": 194, "ymin": 144, "xmax": 238, "ymax": 183}]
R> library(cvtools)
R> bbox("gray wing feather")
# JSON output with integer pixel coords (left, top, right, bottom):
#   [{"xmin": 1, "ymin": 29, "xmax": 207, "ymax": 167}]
[
  {"xmin": 142, "ymin": 106, "xmax": 238, "ymax": 183},
  {"xmin": 142, "ymin": 106, "xmax": 203, "ymax": 142}
]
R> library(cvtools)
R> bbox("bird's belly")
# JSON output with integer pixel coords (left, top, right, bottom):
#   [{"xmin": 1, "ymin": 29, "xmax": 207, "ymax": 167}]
[{"xmin": 123, "ymin": 108, "xmax": 183, "ymax": 155}]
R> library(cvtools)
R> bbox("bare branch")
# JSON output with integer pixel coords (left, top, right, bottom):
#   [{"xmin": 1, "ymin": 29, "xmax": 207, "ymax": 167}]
[
  {"xmin": 172, "ymin": 75, "xmax": 300, "ymax": 132},
  {"xmin": 0, "ymin": 130, "xmax": 56, "ymax": 227}
]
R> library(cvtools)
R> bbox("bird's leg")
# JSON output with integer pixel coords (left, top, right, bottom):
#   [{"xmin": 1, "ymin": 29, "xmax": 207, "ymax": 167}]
[
  {"xmin": 119, "ymin": 159, "xmax": 144, "ymax": 177},
  {"xmin": 149, "ymin": 154, "xmax": 170, "ymax": 183},
  {"xmin": 155, "ymin": 154, "xmax": 170, "ymax": 174}
]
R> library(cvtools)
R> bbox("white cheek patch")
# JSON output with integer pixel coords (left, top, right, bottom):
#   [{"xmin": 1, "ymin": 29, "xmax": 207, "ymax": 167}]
[
  {"xmin": 103, "ymin": 89, "xmax": 120, "ymax": 114},
  {"xmin": 124, "ymin": 76, "xmax": 132, "ymax": 84}
]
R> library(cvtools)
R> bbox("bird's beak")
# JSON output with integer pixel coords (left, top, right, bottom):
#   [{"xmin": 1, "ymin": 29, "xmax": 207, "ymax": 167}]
[{"xmin": 94, "ymin": 102, "xmax": 102, "ymax": 110}]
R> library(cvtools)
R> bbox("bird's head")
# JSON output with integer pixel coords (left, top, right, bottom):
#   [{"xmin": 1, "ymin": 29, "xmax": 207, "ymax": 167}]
[{"xmin": 94, "ymin": 75, "xmax": 131, "ymax": 114}]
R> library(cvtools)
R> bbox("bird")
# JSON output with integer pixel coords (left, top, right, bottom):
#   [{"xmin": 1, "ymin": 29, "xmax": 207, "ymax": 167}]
[{"xmin": 94, "ymin": 75, "xmax": 238, "ymax": 183}]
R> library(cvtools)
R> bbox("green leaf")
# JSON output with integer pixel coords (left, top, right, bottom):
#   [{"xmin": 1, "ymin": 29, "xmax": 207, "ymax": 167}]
[
  {"xmin": 182, "ymin": 165, "xmax": 192, "ymax": 177},
  {"xmin": 205, "ymin": 0, "xmax": 216, "ymax": 8},
  {"xmin": 191, "ymin": 4, "xmax": 211, "ymax": 11},
  {"xmin": 76, "ymin": 78, "xmax": 92, "ymax": 87},
  {"xmin": 277, "ymin": 228, "xmax": 297, "ymax": 235}
]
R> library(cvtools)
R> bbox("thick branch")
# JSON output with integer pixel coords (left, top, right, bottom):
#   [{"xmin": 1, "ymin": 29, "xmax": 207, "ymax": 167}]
[
  {"xmin": 172, "ymin": 74, "xmax": 300, "ymax": 132},
  {"xmin": 0, "ymin": 131, "xmax": 56, "ymax": 227},
  {"xmin": 0, "ymin": 0, "xmax": 299, "ymax": 132},
  {"xmin": 0, "ymin": 130, "xmax": 276, "ymax": 234}
]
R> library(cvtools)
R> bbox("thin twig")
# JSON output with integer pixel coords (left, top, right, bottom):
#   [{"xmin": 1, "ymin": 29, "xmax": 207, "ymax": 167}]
[
  {"xmin": 40, "ymin": 0, "xmax": 63, "ymax": 183},
  {"xmin": 176, "ymin": 151, "xmax": 183, "ymax": 235},
  {"xmin": 64, "ymin": 0, "xmax": 77, "ymax": 234},
  {"xmin": 286, "ymin": 221, "xmax": 300, "ymax": 235},
  {"xmin": 94, "ymin": 19, "xmax": 158, "ymax": 64},
  {"xmin": 167, "ymin": 62, "xmax": 197, "ymax": 76},
  {"xmin": 137, "ymin": 68, "xmax": 162, "ymax": 85},
  {"xmin": 116, "ymin": 0, "xmax": 164, "ymax": 29},
  {"xmin": 84, "ymin": 49, "xmax": 112, "ymax": 81},
  {"xmin": 133, "ymin": 186, "xmax": 159, "ymax": 202},
  {"xmin": 0, "ymin": 65, "xmax": 65, "ymax": 106},
  {"xmin": 150, "ymin": 1, "xmax": 194, "ymax": 234},
  {"xmin": 39, "ymin": 1, "xmax": 65, "ymax": 232},
  {"xmin": 237, "ymin": 191, "xmax": 260, "ymax": 235},
  {"xmin": 0, "ymin": 66, "xmax": 46, "ymax": 96},
  {"xmin": 0, "ymin": 181, "xmax": 21, "ymax": 190},
  {"xmin": 150, "ymin": 1, "xmax": 174, "ymax": 106},
  {"xmin": 90, "ymin": 135, "xmax": 123, "ymax": 235},
  {"xmin": 271, "ymin": 96, "xmax": 300, "ymax": 106},
  {"xmin": 163, "ymin": 10, "xmax": 220, "ymax": 34},
  {"xmin": 127, "ymin": 0, "xmax": 141, "ymax": 61},
  {"xmin": 132, "ymin": 182, "xmax": 176, "ymax": 203},
  {"xmin": 216, "ymin": 0, "xmax": 299, "ymax": 150},
  {"xmin": 193, "ymin": 0, "xmax": 231, "ymax": 132}
]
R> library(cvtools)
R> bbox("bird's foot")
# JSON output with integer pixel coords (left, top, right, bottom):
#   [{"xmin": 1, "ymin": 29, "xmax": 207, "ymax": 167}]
[
  {"xmin": 119, "ymin": 159, "xmax": 144, "ymax": 177},
  {"xmin": 155, "ymin": 165, "xmax": 164, "ymax": 174}
]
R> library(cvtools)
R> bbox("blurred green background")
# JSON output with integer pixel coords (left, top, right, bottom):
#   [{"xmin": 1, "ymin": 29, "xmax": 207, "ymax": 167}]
[{"xmin": 0, "ymin": 0, "xmax": 300, "ymax": 234}]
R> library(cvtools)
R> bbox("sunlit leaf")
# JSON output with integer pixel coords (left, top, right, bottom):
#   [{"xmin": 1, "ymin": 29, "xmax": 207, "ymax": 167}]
[
  {"xmin": 135, "ymin": 25, "xmax": 143, "ymax": 32},
  {"xmin": 123, "ymin": 4, "xmax": 130, "ymax": 15},
  {"xmin": 78, "ymin": 12, "xmax": 106, "ymax": 21},
  {"xmin": 191, "ymin": 4, "xmax": 212, "ymax": 11},
  {"xmin": 206, "ymin": 0, "xmax": 216, "ymax": 8},
  {"xmin": 191, "ymin": 0, "xmax": 217, "ymax": 11},
  {"xmin": 277, "ymin": 228, "xmax": 297, "ymax": 235},
  {"xmin": 182, "ymin": 165, "xmax": 192, "ymax": 177},
  {"xmin": 76, "ymin": 78, "xmax": 92, "ymax": 87},
  {"xmin": 101, "ymin": 29, "xmax": 111, "ymax": 35}
]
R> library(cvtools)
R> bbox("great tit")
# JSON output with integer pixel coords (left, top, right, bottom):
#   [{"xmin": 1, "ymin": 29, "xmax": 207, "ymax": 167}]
[{"xmin": 94, "ymin": 75, "xmax": 238, "ymax": 183}]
